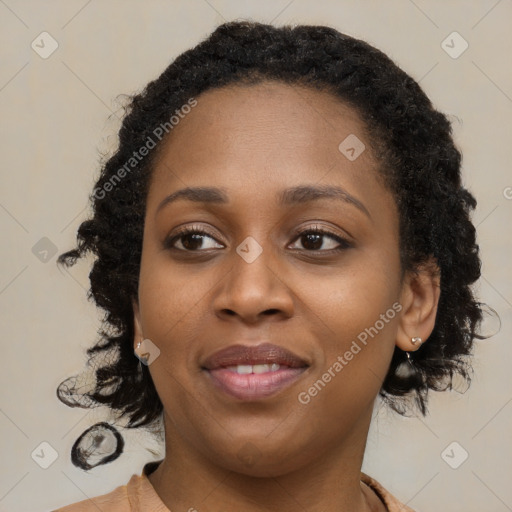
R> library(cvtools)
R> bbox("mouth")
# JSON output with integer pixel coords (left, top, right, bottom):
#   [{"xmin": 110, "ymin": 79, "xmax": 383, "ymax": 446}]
[{"xmin": 201, "ymin": 343, "xmax": 309, "ymax": 401}]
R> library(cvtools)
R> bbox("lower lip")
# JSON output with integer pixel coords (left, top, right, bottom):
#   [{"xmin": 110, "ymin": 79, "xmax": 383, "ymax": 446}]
[{"xmin": 204, "ymin": 367, "xmax": 308, "ymax": 400}]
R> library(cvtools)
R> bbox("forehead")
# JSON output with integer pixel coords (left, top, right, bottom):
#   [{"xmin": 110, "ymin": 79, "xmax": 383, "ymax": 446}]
[
  {"xmin": 147, "ymin": 80, "xmax": 389, "ymax": 215},
  {"xmin": 157, "ymin": 80, "xmax": 371, "ymax": 160}
]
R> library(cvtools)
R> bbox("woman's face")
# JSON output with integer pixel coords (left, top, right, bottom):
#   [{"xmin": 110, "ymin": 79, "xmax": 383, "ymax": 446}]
[{"xmin": 134, "ymin": 81, "xmax": 408, "ymax": 476}]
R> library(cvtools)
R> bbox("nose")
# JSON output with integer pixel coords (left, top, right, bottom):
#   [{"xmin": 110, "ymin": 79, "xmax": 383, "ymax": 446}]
[{"xmin": 212, "ymin": 240, "xmax": 294, "ymax": 324}]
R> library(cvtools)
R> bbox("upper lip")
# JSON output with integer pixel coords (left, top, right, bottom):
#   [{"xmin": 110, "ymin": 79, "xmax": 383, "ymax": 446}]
[{"xmin": 202, "ymin": 343, "xmax": 309, "ymax": 370}]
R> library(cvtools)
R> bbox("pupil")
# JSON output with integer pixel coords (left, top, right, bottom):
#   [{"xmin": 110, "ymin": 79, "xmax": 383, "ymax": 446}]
[
  {"xmin": 303, "ymin": 233, "xmax": 322, "ymax": 250},
  {"xmin": 183, "ymin": 234, "xmax": 203, "ymax": 250}
]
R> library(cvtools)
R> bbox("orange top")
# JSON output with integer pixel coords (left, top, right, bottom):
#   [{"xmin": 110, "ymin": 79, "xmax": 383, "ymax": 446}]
[{"xmin": 53, "ymin": 461, "xmax": 414, "ymax": 512}]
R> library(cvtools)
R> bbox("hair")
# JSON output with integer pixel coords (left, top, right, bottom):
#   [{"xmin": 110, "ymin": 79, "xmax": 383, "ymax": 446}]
[{"xmin": 56, "ymin": 20, "xmax": 486, "ymax": 467}]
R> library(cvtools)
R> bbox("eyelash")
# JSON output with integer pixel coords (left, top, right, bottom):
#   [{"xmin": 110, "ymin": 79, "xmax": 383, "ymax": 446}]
[{"xmin": 163, "ymin": 224, "xmax": 352, "ymax": 254}]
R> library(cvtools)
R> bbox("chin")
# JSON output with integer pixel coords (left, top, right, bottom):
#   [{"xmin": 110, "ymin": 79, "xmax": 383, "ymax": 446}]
[{"xmin": 206, "ymin": 440, "xmax": 314, "ymax": 478}]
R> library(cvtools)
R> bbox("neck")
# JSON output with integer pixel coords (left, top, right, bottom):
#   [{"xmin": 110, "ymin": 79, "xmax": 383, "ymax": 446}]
[{"xmin": 148, "ymin": 407, "xmax": 385, "ymax": 512}]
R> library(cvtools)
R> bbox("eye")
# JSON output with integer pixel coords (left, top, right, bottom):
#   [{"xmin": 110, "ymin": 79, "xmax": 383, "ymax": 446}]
[
  {"xmin": 289, "ymin": 226, "xmax": 351, "ymax": 252},
  {"xmin": 164, "ymin": 224, "xmax": 352, "ymax": 254},
  {"xmin": 164, "ymin": 226, "xmax": 224, "ymax": 252}
]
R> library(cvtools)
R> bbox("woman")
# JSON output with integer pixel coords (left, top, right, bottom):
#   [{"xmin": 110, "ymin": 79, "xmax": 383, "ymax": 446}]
[{"xmin": 53, "ymin": 20, "xmax": 483, "ymax": 512}]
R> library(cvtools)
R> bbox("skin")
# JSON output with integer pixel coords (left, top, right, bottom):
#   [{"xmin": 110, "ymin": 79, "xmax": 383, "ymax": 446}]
[{"xmin": 132, "ymin": 81, "xmax": 440, "ymax": 512}]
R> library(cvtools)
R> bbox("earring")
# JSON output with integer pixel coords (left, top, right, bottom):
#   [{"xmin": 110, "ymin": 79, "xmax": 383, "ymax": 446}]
[
  {"xmin": 135, "ymin": 340, "xmax": 144, "ymax": 374},
  {"xmin": 405, "ymin": 351, "xmax": 417, "ymax": 376},
  {"xmin": 405, "ymin": 349, "xmax": 424, "ymax": 384},
  {"xmin": 396, "ymin": 336, "xmax": 424, "ymax": 381},
  {"xmin": 404, "ymin": 338, "xmax": 423, "ymax": 372}
]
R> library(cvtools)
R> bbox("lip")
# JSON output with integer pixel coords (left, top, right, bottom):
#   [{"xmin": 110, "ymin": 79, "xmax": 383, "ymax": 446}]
[
  {"xmin": 201, "ymin": 343, "xmax": 309, "ymax": 401},
  {"xmin": 202, "ymin": 343, "xmax": 309, "ymax": 369}
]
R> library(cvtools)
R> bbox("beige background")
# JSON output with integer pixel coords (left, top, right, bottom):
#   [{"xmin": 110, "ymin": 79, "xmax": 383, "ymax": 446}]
[{"xmin": 1, "ymin": 1, "xmax": 511, "ymax": 511}]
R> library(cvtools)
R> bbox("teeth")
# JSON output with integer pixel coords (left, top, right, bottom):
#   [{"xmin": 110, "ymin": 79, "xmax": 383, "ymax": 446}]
[
  {"xmin": 236, "ymin": 365, "xmax": 252, "ymax": 374},
  {"xmin": 253, "ymin": 364, "xmax": 270, "ymax": 374},
  {"xmin": 225, "ymin": 364, "xmax": 282, "ymax": 374}
]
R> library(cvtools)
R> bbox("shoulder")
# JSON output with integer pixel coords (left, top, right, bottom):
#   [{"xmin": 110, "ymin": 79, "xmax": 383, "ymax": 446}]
[
  {"xmin": 361, "ymin": 472, "xmax": 415, "ymax": 512},
  {"xmin": 52, "ymin": 468, "xmax": 170, "ymax": 512},
  {"xmin": 52, "ymin": 475, "xmax": 135, "ymax": 512}
]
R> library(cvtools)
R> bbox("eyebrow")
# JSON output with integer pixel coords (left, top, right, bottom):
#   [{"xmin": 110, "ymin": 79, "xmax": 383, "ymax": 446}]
[{"xmin": 156, "ymin": 184, "xmax": 371, "ymax": 219}]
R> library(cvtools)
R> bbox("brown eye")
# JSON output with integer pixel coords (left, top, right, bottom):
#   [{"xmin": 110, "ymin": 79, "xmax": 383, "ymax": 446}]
[
  {"xmin": 164, "ymin": 227, "xmax": 224, "ymax": 252},
  {"xmin": 289, "ymin": 228, "xmax": 351, "ymax": 252}
]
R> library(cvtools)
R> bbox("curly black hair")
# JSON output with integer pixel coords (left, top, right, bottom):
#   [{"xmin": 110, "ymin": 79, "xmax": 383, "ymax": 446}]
[{"xmin": 57, "ymin": 20, "xmax": 485, "ymax": 459}]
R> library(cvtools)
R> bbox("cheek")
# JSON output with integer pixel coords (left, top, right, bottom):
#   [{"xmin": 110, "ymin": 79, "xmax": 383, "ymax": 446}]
[
  {"xmin": 295, "ymin": 288, "xmax": 399, "ymax": 441},
  {"xmin": 137, "ymin": 260, "xmax": 203, "ymax": 383},
  {"xmin": 138, "ymin": 248, "xmax": 208, "ymax": 335},
  {"xmin": 303, "ymin": 251, "xmax": 401, "ymax": 335},
  {"xmin": 297, "ymin": 252, "xmax": 401, "ymax": 398},
  {"xmin": 137, "ymin": 263, "xmax": 203, "ymax": 419}
]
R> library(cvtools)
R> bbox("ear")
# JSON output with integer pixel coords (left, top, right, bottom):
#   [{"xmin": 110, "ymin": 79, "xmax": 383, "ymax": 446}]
[
  {"xmin": 396, "ymin": 257, "xmax": 441, "ymax": 352},
  {"xmin": 132, "ymin": 299, "xmax": 144, "ymax": 350}
]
